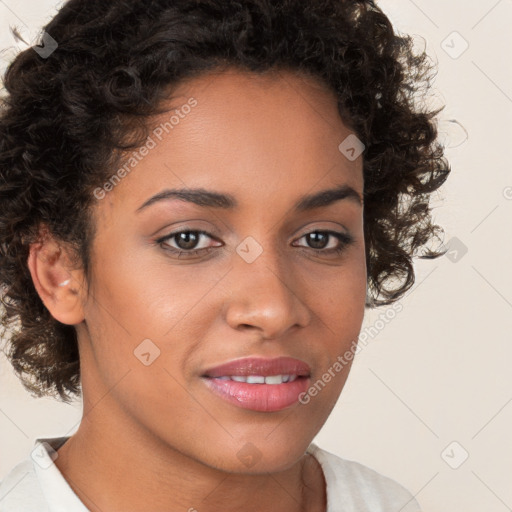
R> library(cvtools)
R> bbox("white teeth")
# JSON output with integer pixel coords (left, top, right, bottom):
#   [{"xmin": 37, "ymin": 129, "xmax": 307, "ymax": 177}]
[
  {"xmin": 214, "ymin": 374, "xmax": 299, "ymax": 384},
  {"xmin": 246, "ymin": 375, "xmax": 265, "ymax": 384},
  {"xmin": 264, "ymin": 375, "xmax": 283, "ymax": 385}
]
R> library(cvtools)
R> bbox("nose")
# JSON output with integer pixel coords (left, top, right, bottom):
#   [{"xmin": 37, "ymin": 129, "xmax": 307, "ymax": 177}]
[{"xmin": 223, "ymin": 240, "xmax": 312, "ymax": 340}]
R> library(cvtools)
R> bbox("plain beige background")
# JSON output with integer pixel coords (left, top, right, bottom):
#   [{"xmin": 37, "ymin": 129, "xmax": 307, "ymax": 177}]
[{"xmin": 1, "ymin": 1, "xmax": 511, "ymax": 511}]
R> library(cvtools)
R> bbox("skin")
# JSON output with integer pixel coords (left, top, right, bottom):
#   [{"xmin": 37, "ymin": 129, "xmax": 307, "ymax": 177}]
[{"xmin": 27, "ymin": 68, "xmax": 367, "ymax": 512}]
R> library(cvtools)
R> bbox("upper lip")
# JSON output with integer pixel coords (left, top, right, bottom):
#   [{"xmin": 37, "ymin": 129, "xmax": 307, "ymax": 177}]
[{"xmin": 202, "ymin": 356, "xmax": 311, "ymax": 378}]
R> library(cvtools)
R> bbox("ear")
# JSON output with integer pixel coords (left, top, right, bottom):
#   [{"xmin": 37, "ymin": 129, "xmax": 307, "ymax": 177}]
[{"xmin": 27, "ymin": 225, "xmax": 86, "ymax": 326}]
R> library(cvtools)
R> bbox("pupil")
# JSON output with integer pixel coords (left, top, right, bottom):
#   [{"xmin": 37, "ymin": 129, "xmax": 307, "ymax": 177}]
[
  {"xmin": 177, "ymin": 232, "xmax": 198, "ymax": 250},
  {"xmin": 308, "ymin": 232, "xmax": 327, "ymax": 249}
]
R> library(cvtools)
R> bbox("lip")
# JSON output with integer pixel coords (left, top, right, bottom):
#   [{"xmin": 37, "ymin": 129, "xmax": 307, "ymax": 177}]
[
  {"xmin": 201, "ymin": 357, "xmax": 311, "ymax": 412},
  {"xmin": 202, "ymin": 356, "xmax": 311, "ymax": 378}
]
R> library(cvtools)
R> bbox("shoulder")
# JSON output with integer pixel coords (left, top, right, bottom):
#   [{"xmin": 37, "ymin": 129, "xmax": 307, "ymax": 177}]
[
  {"xmin": 307, "ymin": 443, "xmax": 422, "ymax": 512},
  {"xmin": 0, "ymin": 457, "xmax": 48, "ymax": 512}
]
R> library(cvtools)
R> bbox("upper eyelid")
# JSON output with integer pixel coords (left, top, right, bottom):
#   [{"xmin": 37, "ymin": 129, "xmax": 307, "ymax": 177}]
[{"xmin": 158, "ymin": 229, "xmax": 220, "ymax": 246}]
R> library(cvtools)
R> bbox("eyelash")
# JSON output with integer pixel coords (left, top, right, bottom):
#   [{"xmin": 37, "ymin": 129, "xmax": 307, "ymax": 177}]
[{"xmin": 156, "ymin": 229, "xmax": 355, "ymax": 259}]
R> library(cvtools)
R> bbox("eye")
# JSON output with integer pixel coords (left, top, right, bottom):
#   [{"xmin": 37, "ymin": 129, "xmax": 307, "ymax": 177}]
[
  {"xmin": 293, "ymin": 230, "xmax": 354, "ymax": 256},
  {"xmin": 156, "ymin": 229, "xmax": 221, "ymax": 258},
  {"xmin": 156, "ymin": 228, "xmax": 355, "ymax": 260}
]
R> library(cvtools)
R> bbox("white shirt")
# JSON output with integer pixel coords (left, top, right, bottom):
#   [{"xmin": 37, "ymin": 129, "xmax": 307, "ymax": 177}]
[{"xmin": 0, "ymin": 436, "xmax": 421, "ymax": 511}]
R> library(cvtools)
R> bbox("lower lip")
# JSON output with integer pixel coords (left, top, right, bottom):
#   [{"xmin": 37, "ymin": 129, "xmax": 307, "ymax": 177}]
[{"xmin": 202, "ymin": 377, "xmax": 310, "ymax": 412}]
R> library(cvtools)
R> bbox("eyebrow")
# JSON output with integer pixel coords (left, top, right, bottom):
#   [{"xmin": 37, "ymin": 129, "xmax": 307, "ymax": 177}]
[{"xmin": 136, "ymin": 183, "xmax": 363, "ymax": 213}]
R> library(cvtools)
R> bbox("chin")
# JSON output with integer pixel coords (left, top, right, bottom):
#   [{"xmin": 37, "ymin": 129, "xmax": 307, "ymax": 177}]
[{"xmin": 202, "ymin": 436, "xmax": 312, "ymax": 475}]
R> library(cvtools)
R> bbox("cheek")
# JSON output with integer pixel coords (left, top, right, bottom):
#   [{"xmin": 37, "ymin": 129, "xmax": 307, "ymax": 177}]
[
  {"xmin": 312, "ymin": 252, "xmax": 367, "ymax": 324},
  {"xmin": 299, "ymin": 262, "xmax": 366, "ymax": 421},
  {"xmin": 81, "ymin": 244, "xmax": 232, "ymax": 407},
  {"xmin": 307, "ymin": 251, "xmax": 367, "ymax": 369},
  {"xmin": 87, "ymin": 233, "xmax": 223, "ymax": 337}
]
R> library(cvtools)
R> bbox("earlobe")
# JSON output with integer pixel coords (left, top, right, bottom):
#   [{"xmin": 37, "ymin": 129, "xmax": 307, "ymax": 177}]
[{"xmin": 27, "ymin": 232, "xmax": 86, "ymax": 326}]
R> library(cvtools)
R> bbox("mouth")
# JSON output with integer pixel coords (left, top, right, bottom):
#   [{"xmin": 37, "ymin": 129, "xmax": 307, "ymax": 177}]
[
  {"xmin": 201, "ymin": 357, "xmax": 311, "ymax": 412},
  {"xmin": 210, "ymin": 374, "xmax": 302, "ymax": 384}
]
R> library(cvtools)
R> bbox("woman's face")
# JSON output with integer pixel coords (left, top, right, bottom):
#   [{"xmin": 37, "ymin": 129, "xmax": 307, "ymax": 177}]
[{"xmin": 77, "ymin": 68, "xmax": 366, "ymax": 473}]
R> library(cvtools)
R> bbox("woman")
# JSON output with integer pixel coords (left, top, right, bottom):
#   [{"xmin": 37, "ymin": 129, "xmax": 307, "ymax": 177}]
[{"xmin": 0, "ymin": 0, "xmax": 450, "ymax": 510}]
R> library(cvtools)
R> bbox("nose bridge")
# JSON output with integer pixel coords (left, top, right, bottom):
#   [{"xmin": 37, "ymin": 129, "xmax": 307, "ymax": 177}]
[
  {"xmin": 235, "ymin": 233, "xmax": 290, "ymax": 293},
  {"xmin": 224, "ymin": 233, "xmax": 310, "ymax": 337}
]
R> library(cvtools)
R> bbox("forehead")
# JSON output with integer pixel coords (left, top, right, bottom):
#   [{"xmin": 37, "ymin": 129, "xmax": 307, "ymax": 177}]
[
  {"xmin": 98, "ymin": 67, "xmax": 363, "ymax": 215},
  {"xmin": 172, "ymin": 66, "xmax": 338, "ymax": 110}
]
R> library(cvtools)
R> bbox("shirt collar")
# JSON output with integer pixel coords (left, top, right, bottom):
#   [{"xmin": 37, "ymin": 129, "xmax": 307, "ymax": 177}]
[{"xmin": 32, "ymin": 437, "xmax": 89, "ymax": 512}]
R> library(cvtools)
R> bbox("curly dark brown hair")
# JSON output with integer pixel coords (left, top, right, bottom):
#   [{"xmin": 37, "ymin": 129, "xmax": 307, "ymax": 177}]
[{"xmin": 0, "ymin": 0, "xmax": 450, "ymax": 402}]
